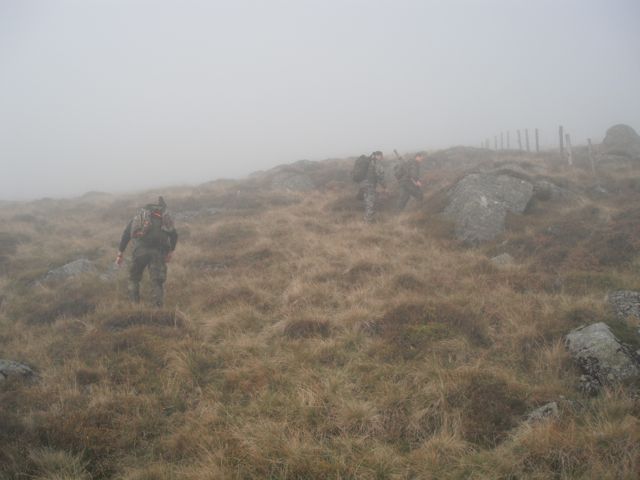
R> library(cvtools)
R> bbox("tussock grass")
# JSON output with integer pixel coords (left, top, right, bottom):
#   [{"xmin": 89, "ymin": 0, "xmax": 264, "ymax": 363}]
[{"xmin": 1, "ymin": 155, "xmax": 639, "ymax": 478}]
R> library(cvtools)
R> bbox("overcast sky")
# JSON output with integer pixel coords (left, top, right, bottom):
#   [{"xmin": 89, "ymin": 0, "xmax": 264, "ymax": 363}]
[{"xmin": 1, "ymin": 0, "xmax": 639, "ymax": 200}]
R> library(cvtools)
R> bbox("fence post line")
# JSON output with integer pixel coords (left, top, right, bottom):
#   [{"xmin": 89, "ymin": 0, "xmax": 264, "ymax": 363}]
[
  {"xmin": 507, "ymin": 131, "xmax": 510, "ymax": 149},
  {"xmin": 559, "ymin": 125, "xmax": 564, "ymax": 156},
  {"xmin": 500, "ymin": 132, "xmax": 504, "ymax": 150},
  {"xmin": 525, "ymin": 129, "xmax": 530, "ymax": 152},
  {"xmin": 535, "ymin": 128, "xmax": 539, "ymax": 153}
]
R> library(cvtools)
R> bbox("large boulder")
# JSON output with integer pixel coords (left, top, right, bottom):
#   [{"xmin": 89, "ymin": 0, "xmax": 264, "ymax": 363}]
[
  {"xmin": 602, "ymin": 124, "xmax": 640, "ymax": 159},
  {"xmin": 41, "ymin": 258, "xmax": 96, "ymax": 283},
  {"xmin": 444, "ymin": 173, "xmax": 534, "ymax": 244},
  {"xmin": 0, "ymin": 359, "xmax": 35, "ymax": 382},
  {"xmin": 607, "ymin": 291, "xmax": 640, "ymax": 324},
  {"xmin": 565, "ymin": 322, "xmax": 640, "ymax": 393}
]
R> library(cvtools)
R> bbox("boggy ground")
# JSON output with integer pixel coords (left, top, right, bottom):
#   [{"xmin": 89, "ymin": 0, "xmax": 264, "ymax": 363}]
[{"xmin": 1, "ymin": 151, "xmax": 639, "ymax": 479}]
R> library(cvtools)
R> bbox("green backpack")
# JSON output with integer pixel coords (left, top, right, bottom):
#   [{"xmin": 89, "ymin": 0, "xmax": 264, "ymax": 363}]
[{"xmin": 352, "ymin": 155, "xmax": 371, "ymax": 182}]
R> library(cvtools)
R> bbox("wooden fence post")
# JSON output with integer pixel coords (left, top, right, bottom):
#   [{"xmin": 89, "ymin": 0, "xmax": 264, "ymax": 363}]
[
  {"xmin": 559, "ymin": 125, "xmax": 564, "ymax": 156},
  {"xmin": 517, "ymin": 130, "xmax": 522, "ymax": 151},
  {"xmin": 565, "ymin": 133, "xmax": 573, "ymax": 166},
  {"xmin": 535, "ymin": 128, "xmax": 539, "ymax": 153},
  {"xmin": 525, "ymin": 129, "xmax": 530, "ymax": 152},
  {"xmin": 587, "ymin": 138, "xmax": 596, "ymax": 175}
]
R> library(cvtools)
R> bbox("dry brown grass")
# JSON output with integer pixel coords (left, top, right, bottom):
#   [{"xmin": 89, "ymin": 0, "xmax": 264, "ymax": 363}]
[{"xmin": 1, "ymin": 155, "xmax": 639, "ymax": 478}]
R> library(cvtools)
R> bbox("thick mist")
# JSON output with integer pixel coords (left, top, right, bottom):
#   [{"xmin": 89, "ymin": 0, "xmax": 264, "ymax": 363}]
[{"xmin": 1, "ymin": 0, "xmax": 639, "ymax": 200}]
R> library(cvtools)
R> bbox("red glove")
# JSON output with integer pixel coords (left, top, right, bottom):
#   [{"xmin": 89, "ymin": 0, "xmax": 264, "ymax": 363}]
[{"xmin": 115, "ymin": 252, "xmax": 124, "ymax": 266}]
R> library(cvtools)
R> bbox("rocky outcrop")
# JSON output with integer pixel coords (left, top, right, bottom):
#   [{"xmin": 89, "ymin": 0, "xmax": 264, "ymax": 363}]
[
  {"xmin": 444, "ymin": 173, "xmax": 534, "ymax": 244},
  {"xmin": 602, "ymin": 124, "xmax": 640, "ymax": 159},
  {"xmin": 41, "ymin": 259, "xmax": 96, "ymax": 283},
  {"xmin": 565, "ymin": 322, "xmax": 640, "ymax": 394},
  {"xmin": 607, "ymin": 291, "xmax": 640, "ymax": 324},
  {"xmin": 0, "ymin": 359, "xmax": 35, "ymax": 382}
]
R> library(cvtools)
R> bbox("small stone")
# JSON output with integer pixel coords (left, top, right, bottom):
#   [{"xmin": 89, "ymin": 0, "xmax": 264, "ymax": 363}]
[
  {"xmin": 526, "ymin": 402, "xmax": 559, "ymax": 423},
  {"xmin": 0, "ymin": 359, "xmax": 35, "ymax": 382},
  {"xmin": 490, "ymin": 253, "xmax": 514, "ymax": 267}
]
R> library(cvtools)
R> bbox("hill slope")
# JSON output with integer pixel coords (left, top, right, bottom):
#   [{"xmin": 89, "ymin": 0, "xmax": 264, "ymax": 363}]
[{"xmin": 1, "ymin": 148, "xmax": 639, "ymax": 479}]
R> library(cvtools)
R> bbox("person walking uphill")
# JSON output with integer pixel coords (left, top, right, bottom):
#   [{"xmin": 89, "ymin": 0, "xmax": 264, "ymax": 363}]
[
  {"xmin": 396, "ymin": 151, "xmax": 425, "ymax": 211},
  {"xmin": 116, "ymin": 196, "xmax": 178, "ymax": 307},
  {"xmin": 352, "ymin": 151, "xmax": 386, "ymax": 223}
]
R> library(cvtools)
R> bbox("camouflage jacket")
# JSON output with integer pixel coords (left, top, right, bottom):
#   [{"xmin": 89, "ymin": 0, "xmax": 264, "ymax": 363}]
[
  {"xmin": 399, "ymin": 159, "xmax": 420, "ymax": 185},
  {"xmin": 119, "ymin": 210, "xmax": 178, "ymax": 253},
  {"xmin": 364, "ymin": 158, "xmax": 386, "ymax": 187}
]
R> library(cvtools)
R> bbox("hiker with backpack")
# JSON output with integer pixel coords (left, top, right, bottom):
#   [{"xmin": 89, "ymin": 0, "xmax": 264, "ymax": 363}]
[
  {"xmin": 352, "ymin": 151, "xmax": 386, "ymax": 223},
  {"xmin": 395, "ymin": 151, "xmax": 425, "ymax": 211},
  {"xmin": 116, "ymin": 196, "xmax": 178, "ymax": 307}
]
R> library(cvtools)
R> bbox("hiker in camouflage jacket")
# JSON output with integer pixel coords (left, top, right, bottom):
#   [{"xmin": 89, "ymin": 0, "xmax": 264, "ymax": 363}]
[
  {"xmin": 397, "ymin": 152, "xmax": 425, "ymax": 210},
  {"xmin": 362, "ymin": 151, "xmax": 386, "ymax": 223},
  {"xmin": 116, "ymin": 196, "xmax": 178, "ymax": 307}
]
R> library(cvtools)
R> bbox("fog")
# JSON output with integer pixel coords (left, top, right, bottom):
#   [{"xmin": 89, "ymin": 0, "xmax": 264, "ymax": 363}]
[{"xmin": 1, "ymin": 0, "xmax": 639, "ymax": 200}]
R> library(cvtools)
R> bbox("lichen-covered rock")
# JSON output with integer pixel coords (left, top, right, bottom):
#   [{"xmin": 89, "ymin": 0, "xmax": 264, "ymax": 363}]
[
  {"xmin": 444, "ymin": 173, "xmax": 534, "ymax": 244},
  {"xmin": 526, "ymin": 402, "xmax": 559, "ymax": 423},
  {"xmin": 41, "ymin": 258, "xmax": 95, "ymax": 282},
  {"xmin": 490, "ymin": 253, "xmax": 514, "ymax": 267},
  {"xmin": 602, "ymin": 124, "xmax": 640, "ymax": 159},
  {"xmin": 0, "ymin": 359, "xmax": 35, "ymax": 382},
  {"xmin": 565, "ymin": 322, "xmax": 640, "ymax": 392},
  {"xmin": 607, "ymin": 291, "xmax": 640, "ymax": 324}
]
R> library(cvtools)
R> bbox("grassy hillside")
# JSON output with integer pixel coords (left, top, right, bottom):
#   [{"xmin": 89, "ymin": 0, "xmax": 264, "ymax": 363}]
[{"xmin": 1, "ymin": 150, "xmax": 639, "ymax": 479}]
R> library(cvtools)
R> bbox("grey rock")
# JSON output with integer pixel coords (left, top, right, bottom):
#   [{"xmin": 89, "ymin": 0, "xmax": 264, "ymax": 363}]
[
  {"xmin": 41, "ymin": 258, "xmax": 96, "ymax": 282},
  {"xmin": 607, "ymin": 291, "xmax": 640, "ymax": 324},
  {"xmin": 526, "ymin": 402, "xmax": 559, "ymax": 423},
  {"xmin": 271, "ymin": 172, "xmax": 315, "ymax": 192},
  {"xmin": 602, "ymin": 124, "xmax": 640, "ymax": 159},
  {"xmin": 0, "ymin": 359, "xmax": 35, "ymax": 382},
  {"xmin": 444, "ymin": 173, "xmax": 534, "ymax": 244},
  {"xmin": 490, "ymin": 253, "xmax": 514, "ymax": 267},
  {"xmin": 565, "ymin": 322, "xmax": 640, "ymax": 391}
]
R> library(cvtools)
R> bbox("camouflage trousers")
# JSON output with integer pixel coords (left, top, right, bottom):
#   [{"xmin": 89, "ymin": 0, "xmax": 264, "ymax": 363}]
[
  {"xmin": 397, "ymin": 182, "xmax": 423, "ymax": 211},
  {"xmin": 363, "ymin": 181, "xmax": 377, "ymax": 223},
  {"xmin": 128, "ymin": 248, "xmax": 167, "ymax": 307}
]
